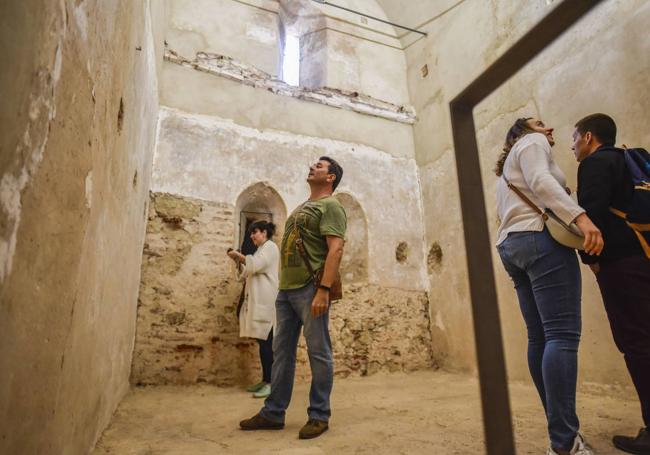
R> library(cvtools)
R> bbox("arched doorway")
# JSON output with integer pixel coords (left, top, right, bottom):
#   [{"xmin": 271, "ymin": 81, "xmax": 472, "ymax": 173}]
[{"xmin": 235, "ymin": 182, "xmax": 288, "ymax": 252}]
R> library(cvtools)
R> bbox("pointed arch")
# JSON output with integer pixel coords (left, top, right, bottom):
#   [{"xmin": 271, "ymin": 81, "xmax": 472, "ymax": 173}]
[{"xmin": 235, "ymin": 183, "xmax": 287, "ymax": 250}]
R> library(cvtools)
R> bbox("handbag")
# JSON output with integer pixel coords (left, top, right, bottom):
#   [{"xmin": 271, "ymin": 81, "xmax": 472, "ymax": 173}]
[
  {"xmin": 503, "ymin": 176, "xmax": 585, "ymax": 250},
  {"xmin": 293, "ymin": 212, "xmax": 343, "ymax": 302}
]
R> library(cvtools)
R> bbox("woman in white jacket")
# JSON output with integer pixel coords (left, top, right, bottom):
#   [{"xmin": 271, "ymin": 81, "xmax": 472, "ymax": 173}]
[{"xmin": 228, "ymin": 220, "xmax": 279, "ymax": 398}]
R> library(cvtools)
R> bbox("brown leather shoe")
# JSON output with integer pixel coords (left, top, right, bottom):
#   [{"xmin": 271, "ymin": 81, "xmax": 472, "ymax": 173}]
[
  {"xmin": 239, "ymin": 413, "xmax": 284, "ymax": 431},
  {"xmin": 298, "ymin": 419, "xmax": 329, "ymax": 439}
]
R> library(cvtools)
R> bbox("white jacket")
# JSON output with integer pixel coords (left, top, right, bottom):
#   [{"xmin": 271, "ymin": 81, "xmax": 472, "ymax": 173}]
[
  {"xmin": 496, "ymin": 133, "xmax": 585, "ymax": 245},
  {"xmin": 237, "ymin": 240, "xmax": 279, "ymax": 340}
]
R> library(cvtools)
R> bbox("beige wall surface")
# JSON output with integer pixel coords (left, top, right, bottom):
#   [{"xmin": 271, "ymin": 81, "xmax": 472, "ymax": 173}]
[
  {"xmin": 0, "ymin": 1, "xmax": 162, "ymax": 454},
  {"xmin": 166, "ymin": 0, "xmax": 281, "ymax": 76},
  {"xmin": 152, "ymin": 107, "xmax": 427, "ymax": 290},
  {"xmin": 405, "ymin": 0, "xmax": 650, "ymax": 389},
  {"xmin": 140, "ymin": 0, "xmax": 430, "ymax": 386},
  {"xmin": 165, "ymin": 0, "xmax": 411, "ymax": 105},
  {"xmin": 160, "ymin": 61, "xmax": 416, "ymax": 160}
]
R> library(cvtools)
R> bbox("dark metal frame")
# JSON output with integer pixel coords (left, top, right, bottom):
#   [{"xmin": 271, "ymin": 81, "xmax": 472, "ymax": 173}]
[{"xmin": 449, "ymin": 1, "xmax": 604, "ymax": 453}]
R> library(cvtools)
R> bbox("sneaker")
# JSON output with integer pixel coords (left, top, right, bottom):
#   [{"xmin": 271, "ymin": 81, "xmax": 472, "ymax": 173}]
[
  {"xmin": 253, "ymin": 383, "xmax": 271, "ymax": 398},
  {"xmin": 613, "ymin": 428, "xmax": 650, "ymax": 455},
  {"xmin": 547, "ymin": 434, "xmax": 593, "ymax": 455},
  {"xmin": 246, "ymin": 381, "xmax": 266, "ymax": 393},
  {"xmin": 298, "ymin": 419, "xmax": 328, "ymax": 440},
  {"xmin": 239, "ymin": 413, "xmax": 284, "ymax": 431}
]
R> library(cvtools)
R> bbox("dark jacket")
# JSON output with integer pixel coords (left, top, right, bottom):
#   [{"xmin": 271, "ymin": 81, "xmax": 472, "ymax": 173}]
[{"xmin": 577, "ymin": 145, "xmax": 643, "ymax": 264}]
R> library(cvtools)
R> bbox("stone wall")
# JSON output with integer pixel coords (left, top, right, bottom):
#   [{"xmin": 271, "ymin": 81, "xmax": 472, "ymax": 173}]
[
  {"xmin": 0, "ymin": 1, "xmax": 163, "ymax": 454},
  {"xmin": 132, "ymin": 193, "xmax": 434, "ymax": 385}
]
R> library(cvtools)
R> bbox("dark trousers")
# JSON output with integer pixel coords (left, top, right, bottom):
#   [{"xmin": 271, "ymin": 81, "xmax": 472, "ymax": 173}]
[
  {"xmin": 257, "ymin": 330, "xmax": 274, "ymax": 384},
  {"xmin": 597, "ymin": 255, "xmax": 650, "ymax": 427}
]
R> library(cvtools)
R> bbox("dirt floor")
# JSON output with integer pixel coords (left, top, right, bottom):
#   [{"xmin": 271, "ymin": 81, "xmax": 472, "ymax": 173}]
[{"xmin": 92, "ymin": 371, "xmax": 642, "ymax": 454}]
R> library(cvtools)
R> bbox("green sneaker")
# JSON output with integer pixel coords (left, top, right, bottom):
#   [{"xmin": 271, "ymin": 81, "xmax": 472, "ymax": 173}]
[
  {"xmin": 253, "ymin": 383, "xmax": 271, "ymax": 398},
  {"xmin": 246, "ymin": 381, "xmax": 266, "ymax": 393}
]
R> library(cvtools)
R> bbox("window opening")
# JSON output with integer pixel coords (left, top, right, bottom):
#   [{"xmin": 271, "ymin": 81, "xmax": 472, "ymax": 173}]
[{"xmin": 282, "ymin": 34, "xmax": 300, "ymax": 86}]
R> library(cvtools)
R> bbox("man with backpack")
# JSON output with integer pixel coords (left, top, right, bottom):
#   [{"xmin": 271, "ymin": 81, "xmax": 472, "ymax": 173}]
[
  {"xmin": 572, "ymin": 113, "xmax": 650, "ymax": 455},
  {"xmin": 239, "ymin": 156, "xmax": 346, "ymax": 440}
]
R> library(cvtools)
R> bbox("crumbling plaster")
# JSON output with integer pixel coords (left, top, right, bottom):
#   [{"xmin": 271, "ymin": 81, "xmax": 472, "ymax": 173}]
[
  {"xmin": 0, "ymin": 1, "xmax": 163, "ymax": 454},
  {"xmin": 132, "ymin": 193, "xmax": 433, "ymax": 385},
  {"xmin": 164, "ymin": 48, "xmax": 416, "ymax": 124},
  {"xmin": 405, "ymin": 0, "xmax": 650, "ymax": 389}
]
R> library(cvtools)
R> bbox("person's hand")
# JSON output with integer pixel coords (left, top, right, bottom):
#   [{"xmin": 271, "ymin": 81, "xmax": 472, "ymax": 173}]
[
  {"xmin": 574, "ymin": 213, "xmax": 604, "ymax": 256},
  {"xmin": 589, "ymin": 263, "xmax": 600, "ymax": 275},
  {"xmin": 227, "ymin": 250, "xmax": 242, "ymax": 262},
  {"xmin": 311, "ymin": 288, "xmax": 330, "ymax": 318}
]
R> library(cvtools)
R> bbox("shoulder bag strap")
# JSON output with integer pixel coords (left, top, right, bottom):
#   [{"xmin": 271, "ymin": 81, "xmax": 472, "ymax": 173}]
[
  {"xmin": 294, "ymin": 210, "xmax": 318, "ymax": 279},
  {"xmin": 502, "ymin": 175, "xmax": 548, "ymax": 221}
]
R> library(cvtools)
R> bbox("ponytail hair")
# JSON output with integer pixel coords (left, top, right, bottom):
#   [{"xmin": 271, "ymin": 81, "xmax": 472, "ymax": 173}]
[
  {"xmin": 248, "ymin": 220, "xmax": 276, "ymax": 240},
  {"xmin": 494, "ymin": 117, "xmax": 534, "ymax": 176}
]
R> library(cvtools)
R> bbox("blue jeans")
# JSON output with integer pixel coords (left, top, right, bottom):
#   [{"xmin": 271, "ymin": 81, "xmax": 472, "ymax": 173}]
[
  {"xmin": 259, "ymin": 283, "xmax": 333, "ymax": 423},
  {"xmin": 497, "ymin": 229, "xmax": 582, "ymax": 451}
]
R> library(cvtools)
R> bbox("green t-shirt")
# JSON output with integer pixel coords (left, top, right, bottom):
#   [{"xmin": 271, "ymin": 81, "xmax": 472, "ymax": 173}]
[{"xmin": 279, "ymin": 196, "xmax": 347, "ymax": 290}]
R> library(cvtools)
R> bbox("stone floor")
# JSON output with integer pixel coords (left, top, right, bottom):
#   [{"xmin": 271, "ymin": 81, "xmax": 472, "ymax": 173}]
[{"xmin": 93, "ymin": 371, "xmax": 642, "ymax": 454}]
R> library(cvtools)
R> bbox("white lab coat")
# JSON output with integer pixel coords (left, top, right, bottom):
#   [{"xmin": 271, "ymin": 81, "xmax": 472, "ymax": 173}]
[{"xmin": 237, "ymin": 240, "xmax": 279, "ymax": 340}]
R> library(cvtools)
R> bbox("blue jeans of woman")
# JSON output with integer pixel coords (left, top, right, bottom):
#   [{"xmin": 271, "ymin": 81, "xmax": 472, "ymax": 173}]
[{"xmin": 497, "ymin": 229, "xmax": 582, "ymax": 451}]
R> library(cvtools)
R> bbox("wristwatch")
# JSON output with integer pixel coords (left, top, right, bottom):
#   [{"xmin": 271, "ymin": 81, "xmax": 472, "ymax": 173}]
[{"xmin": 317, "ymin": 284, "xmax": 331, "ymax": 292}]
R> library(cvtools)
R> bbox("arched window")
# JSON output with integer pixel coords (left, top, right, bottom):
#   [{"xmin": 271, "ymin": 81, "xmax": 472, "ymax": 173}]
[{"xmin": 334, "ymin": 193, "xmax": 368, "ymax": 283}]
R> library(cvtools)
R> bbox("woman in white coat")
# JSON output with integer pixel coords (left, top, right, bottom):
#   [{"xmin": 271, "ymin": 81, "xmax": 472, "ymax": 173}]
[{"xmin": 228, "ymin": 220, "xmax": 279, "ymax": 398}]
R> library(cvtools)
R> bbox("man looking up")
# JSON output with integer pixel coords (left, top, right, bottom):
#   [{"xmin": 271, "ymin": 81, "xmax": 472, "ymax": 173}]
[{"xmin": 240, "ymin": 156, "xmax": 347, "ymax": 440}]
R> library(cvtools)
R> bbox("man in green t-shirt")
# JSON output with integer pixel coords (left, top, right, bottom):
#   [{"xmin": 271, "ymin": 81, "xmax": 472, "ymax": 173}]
[{"xmin": 240, "ymin": 156, "xmax": 347, "ymax": 440}]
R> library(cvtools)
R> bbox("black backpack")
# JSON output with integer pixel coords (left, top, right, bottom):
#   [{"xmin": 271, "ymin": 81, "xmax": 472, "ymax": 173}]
[{"xmin": 610, "ymin": 148, "xmax": 650, "ymax": 258}]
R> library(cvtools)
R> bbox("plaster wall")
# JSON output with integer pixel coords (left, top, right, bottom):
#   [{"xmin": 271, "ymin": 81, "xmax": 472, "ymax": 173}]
[
  {"xmin": 405, "ymin": 0, "xmax": 650, "ymax": 390},
  {"xmin": 0, "ymin": 1, "xmax": 161, "ymax": 453},
  {"xmin": 164, "ymin": 0, "xmax": 410, "ymax": 105},
  {"xmin": 323, "ymin": 30, "xmax": 410, "ymax": 106},
  {"xmin": 166, "ymin": 0, "xmax": 281, "ymax": 77},
  {"xmin": 160, "ymin": 62, "xmax": 416, "ymax": 160},
  {"xmin": 152, "ymin": 107, "xmax": 427, "ymax": 290}
]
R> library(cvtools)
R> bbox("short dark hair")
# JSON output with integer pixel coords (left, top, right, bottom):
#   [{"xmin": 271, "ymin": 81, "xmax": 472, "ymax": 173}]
[
  {"xmin": 575, "ymin": 113, "xmax": 617, "ymax": 146},
  {"xmin": 248, "ymin": 220, "xmax": 276, "ymax": 240},
  {"xmin": 320, "ymin": 156, "xmax": 343, "ymax": 191}
]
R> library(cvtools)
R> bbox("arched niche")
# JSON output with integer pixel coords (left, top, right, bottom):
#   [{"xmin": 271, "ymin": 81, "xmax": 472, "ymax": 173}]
[
  {"xmin": 334, "ymin": 192, "xmax": 368, "ymax": 283},
  {"xmin": 235, "ymin": 183, "xmax": 287, "ymax": 252}
]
